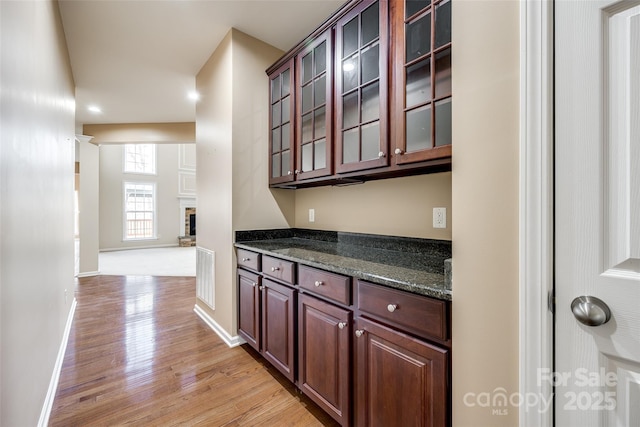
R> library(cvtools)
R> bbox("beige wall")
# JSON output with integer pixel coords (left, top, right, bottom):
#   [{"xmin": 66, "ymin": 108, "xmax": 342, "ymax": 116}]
[
  {"xmin": 78, "ymin": 140, "xmax": 100, "ymax": 274},
  {"xmin": 451, "ymin": 1, "xmax": 520, "ymax": 426},
  {"xmin": 196, "ymin": 29, "xmax": 293, "ymax": 333},
  {"xmin": 294, "ymin": 173, "xmax": 452, "ymax": 240},
  {"xmin": 0, "ymin": 0, "xmax": 76, "ymax": 424},
  {"xmin": 99, "ymin": 143, "xmax": 189, "ymax": 250},
  {"xmin": 83, "ymin": 122, "xmax": 195, "ymax": 144}
]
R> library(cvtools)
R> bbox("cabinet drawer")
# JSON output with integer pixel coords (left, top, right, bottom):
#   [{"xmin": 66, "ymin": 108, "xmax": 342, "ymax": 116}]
[
  {"xmin": 298, "ymin": 265, "xmax": 351, "ymax": 306},
  {"xmin": 237, "ymin": 249, "xmax": 260, "ymax": 272},
  {"xmin": 357, "ymin": 280, "xmax": 448, "ymax": 342},
  {"xmin": 262, "ymin": 255, "xmax": 295, "ymax": 285}
]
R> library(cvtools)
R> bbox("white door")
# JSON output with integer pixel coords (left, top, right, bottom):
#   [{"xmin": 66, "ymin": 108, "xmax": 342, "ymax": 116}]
[{"xmin": 556, "ymin": 0, "xmax": 640, "ymax": 425}]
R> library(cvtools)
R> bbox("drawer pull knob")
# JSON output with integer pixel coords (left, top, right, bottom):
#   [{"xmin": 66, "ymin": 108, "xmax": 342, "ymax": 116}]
[
  {"xmin": 242, "ymin": 257, "xmax": 249, "ymax": 262},
  {"xmin": 394, "ymin": 148, "xmax": 403, "ymax": 155},
  {"xmin": 378, "ymin": 151, "xmax": 386, "ymax": 158},
  {"xmin": 271, "ymin": 267, "xmax": 280, "ymax": 272},
  {"xmin": 259, "ymin": 286, "xmax": 265, "ymax": 291},
  {"xmin": 251, "ymin": 282, "xmax": 257, "ymax": 287},
  {"xmin": 338, "ymin": 322, "xmax": 347, "ymax": 329},
  {"xmin": 314, "ymin": 280, "xmax": 323, "ymax": 287},
  {"xmin": 387, "ymin": 304, "xmax": 398, "ymax": 313},
  {"xmin": 355, "ymin": 329, "xmax": 364, "ymax": 338}
]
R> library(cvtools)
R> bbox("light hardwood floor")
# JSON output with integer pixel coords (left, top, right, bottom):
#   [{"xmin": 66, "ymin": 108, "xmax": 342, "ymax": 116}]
[{"xmin": 49, "ymin": 275, "xmax": 339, "ymax": 426}]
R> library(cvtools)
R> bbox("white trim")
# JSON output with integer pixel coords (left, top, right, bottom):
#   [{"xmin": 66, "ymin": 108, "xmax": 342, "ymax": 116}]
[
  {"xmin": 122, "ymin": 181, "xmax": 157, "ymax": 241},
  {"xmin": 99, "ymin": 243, "xmax": 179, "ymax": 252},
  {"xmin": 519, "ymin": 1, "xmax": 554, "ymax": 426},
  {"xmin": 38, "ymin": 298, "xmax": 77, "ymax": 427},
  {"xmin": 193, "ymin": 304, "xmax": 246, "ymax": 348},
  {"xmin": 76, "ymin": 270, "xmax": 99, "ymax": 278}
]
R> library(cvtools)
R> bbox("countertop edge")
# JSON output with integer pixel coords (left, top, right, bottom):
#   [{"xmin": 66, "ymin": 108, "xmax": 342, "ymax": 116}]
[{"xmin": 235, "ymin": 242, "xmax": 452, "ymax": 302}]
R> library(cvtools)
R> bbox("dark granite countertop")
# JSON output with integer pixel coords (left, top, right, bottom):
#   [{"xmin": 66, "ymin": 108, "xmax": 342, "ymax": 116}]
[{"xmin": 234, "ymin": 229, "xmax": 452, "ymax": 301}]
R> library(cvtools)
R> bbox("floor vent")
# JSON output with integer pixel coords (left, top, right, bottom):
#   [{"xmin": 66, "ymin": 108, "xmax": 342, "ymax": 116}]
[{"xmin": 196, "ymin": 247, "xmax": 215, "ymax": 309}]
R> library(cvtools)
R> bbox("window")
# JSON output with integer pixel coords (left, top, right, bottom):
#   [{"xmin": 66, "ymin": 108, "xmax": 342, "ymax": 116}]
[
  {"xmin": 123, "ymin": 182, "xmax": 156, "ymax": 240},
  {"xmin": 124, "ymin": 144, "xmax": 156, "ymax": 174}
]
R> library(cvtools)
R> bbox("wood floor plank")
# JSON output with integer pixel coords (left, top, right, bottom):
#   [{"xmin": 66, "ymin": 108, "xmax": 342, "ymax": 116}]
[{"xmin": 49, "ymin": 275, "xmax": 339, "ymax": 426}]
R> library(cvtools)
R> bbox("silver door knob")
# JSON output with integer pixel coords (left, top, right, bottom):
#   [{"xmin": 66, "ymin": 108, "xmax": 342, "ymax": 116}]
[
  {"xmin": 355, "ymin": 329, "xmax": 364, "ymax": 337},
  {"xmin": 394, "ymin": 148, "xmax": 403, "ymax": 155},
  {"xmin": 338, "ymin": 322, "xmax": 347, "ymax": 329},
  {"xmin": 271, "ymin": 267, "xmax": 279, "ymax": 272},
  {"xmin": 387, "ymin": 304, "xmax": 397, "ymax": 312},
  {"xmin": 314, "ymin": 280, "xmax": 323, "ymax": 287},
  {"xmin": 571, "ymin": 296, "xmax": 611, "ymax": 326},
  {"xmin": 378, "ymin": 151, "xmax": 385, "ymax": 158}
]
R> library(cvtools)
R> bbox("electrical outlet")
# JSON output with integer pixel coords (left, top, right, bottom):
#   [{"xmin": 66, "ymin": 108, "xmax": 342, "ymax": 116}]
[
  {"xmin": 309, "ymin": 208, "xmax": 315, "ymax": 223},
  {"xmin": 433, "ymin": 207, "xmax": 446, "ymax": 229}
]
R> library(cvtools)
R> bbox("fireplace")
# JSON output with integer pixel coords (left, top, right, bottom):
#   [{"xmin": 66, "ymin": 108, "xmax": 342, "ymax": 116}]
[
  {"xmin": 179, "ymin": 202, "xmax": 197, "ymax": 247},
  {"xmin": 189, "ymin": 214, "xmax": 196, "ymax": 236}
]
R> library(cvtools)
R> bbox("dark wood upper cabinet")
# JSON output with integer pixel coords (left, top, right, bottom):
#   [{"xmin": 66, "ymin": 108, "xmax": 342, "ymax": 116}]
[
  {"xmin": 268, "ymin": 59, "xmax": 296, "ymax": 186},
  {"xmin": 266, "ymin": 0, "xmax": 451, "ymax": 188},
  {"xmin": 335, "ymin": 0, "xmax": 389, "ymax": 173},
  {"xmin": 296, "ymin": 29, "xmax": 334, "ymax": 181},
  {"xmin": 391, "ymin": 0, "xmax": 452, "ymax": 164}
]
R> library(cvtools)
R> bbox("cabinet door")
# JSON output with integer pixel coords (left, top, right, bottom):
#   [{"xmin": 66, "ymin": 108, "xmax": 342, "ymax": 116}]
[
  {"xmin": 296, "ymin": 29, "xmax": 333, "ymax": 181},
  {"xmin": 391, "ymin": 0, "xmax": 452, "ymax": 164},
  {"xmin": 354, "ymin": 317, "xmax": 449, "ymax": 427},
  {"xmin": 335, "ymin": 0, "xmax": 389, "ymax": 174},
  {"xmin": 261, "ymin": 278, "xmax": 296, "ymax": 381},
  {"xmin": 298, "ymin": 294, "xmax": 352, "ymax": 426},
  {"xmin": 269, "ymin": 59, "xmax": 296, "ymax": 185},
  {"xmin": 238, "ymin": 269, "xmax": 261, "ymax": 352}
]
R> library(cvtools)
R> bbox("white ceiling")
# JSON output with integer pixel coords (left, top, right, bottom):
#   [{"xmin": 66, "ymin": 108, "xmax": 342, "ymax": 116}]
[{"xmin": 59, "ymin": 0, "xmax": 344, "ymax": 126}]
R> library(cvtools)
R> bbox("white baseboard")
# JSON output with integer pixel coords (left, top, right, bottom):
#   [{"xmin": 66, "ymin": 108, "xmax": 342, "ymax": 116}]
[
  {"xmin": 76, "ymin": 270, "xmax": 99, "ymax": 278},
  {"xmin": 193, "ymin": 304, "xmax": 246, "ymax": 348},
  {"xmin": 100, "ymin": 243, "xmax": 180, "ymax": 252},
  {"xmin": 38, "ymin": 297, "xmax": 77, "ymax": 427}
]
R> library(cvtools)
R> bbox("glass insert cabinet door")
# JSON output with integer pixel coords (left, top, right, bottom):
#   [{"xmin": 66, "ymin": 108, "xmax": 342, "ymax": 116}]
[
  {"xmin": 296, "ymin": 29, "xmax": 333, "ymax": 181},
  {"xmin": 392, "ymin": 0, "xmax": 452, "ymax": 165},
  {"xmin": 269, "ymin": 59, "xmax": 296, "ymax": 184},
  {"xmin": 335, "ymin": 0, "xmax": 389, "ymax": 174}
]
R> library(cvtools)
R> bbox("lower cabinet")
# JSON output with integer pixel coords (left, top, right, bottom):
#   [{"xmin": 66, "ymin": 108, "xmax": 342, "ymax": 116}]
[
  {"xmin": 298, "ymin": 293, "xmax": 352, "ymax": 426},
  {"xmin": 354, "ymin": 317, "xmax": 449, "ymax": 427},
  {"xmin": 262, "ymin": 278, "xmax": 296, "ymax": 382},
  {"xmin": 237, "ymin": 269, "xmax": 261, "ymax": 351}
]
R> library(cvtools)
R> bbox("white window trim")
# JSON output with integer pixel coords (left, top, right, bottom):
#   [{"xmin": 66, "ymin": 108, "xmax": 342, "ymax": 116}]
[
  {"xmin": 123, "ymin": 144, "xmax": 157, "ymax": 176},
  {"xmin": 519, "ymin": 0, "xmax": 554, "ymax": 426},
  {"xmin": 122, "ymin": 181, "xmax": 158, "ymax": 241}
]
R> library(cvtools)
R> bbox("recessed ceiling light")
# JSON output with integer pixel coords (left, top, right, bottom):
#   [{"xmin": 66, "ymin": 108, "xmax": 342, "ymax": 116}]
[
  {"xmin": 87, "ymin": 105, "xmax": 102, "ymax": 113},
  {"xmin": 188, "ymin": 91, "xmax": 200, "ymax": 101}
]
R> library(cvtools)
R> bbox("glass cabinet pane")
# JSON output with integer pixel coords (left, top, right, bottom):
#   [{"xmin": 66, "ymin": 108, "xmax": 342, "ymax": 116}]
[
  {"xmin": 302, "ymin": 113, "xmax": 313, "ymax": 142},
  {"xmin": 343, "ymin": 91, "xmax": 359, "ymax": 129},
  {"xmin": 302, "ymin": 53, "xmax": 313, "ymax": 84},
  {"xmin": 314, "ymin": 76, "xmax": 326, "ymax": 106},
  {"xmin": 343, "ymin": 129, "xmax": 360, "ymax": 163},
  {"xmin": 272, "ymin": 128, "xmax": 281, "ymax": 153},
  {"xmin": 361, "ymin": 122, "xmax": 380, "ymax": 161},
  {"xmin": 406, "ymin": 12, "xmax": 430, "ymax": 62},
  {"xmin": 302, "ymin": 84, "xmax": 312, "ymax": 113},
  {"xmin": 272, "ymin": 101, "xmax": 281, "ymax": 127},
  {"xmin": 272, "ymin": 153, "xmax": 281, "ymax": 178},
  {"xmin": 361, "ymin": 44, "xmax": 379, "ymax": 84},
  {"xmin": 271, "ymin": 75, "xmax": 280, "ymax": 103},
  {"xmin": 406, "ymin": 105, "xmax": 431, "ymax": 152},
  {"xmin": 435, "ymin": 98, "xmax": 452, "ymax": 147},
  {"xmin": 282, "ymin": 69, "xmax": 290, "ymax": 96},
  {"xmin": 343, "ymin": 55, "xmax": 359, "ymax": 92},
  {"xmin": 282, "ymin": 96, "xmax": 290, "ymax": 122},
  {"xmin": 361, "ymin": 82, "xmax": 380, "ymax": 123},
  {"xmin": 406, "ymin": 59, "xmax": 431, "ymax": 107},
  {"xmin": 361, "ymin": 2, "xmax": 379, "ymax": 46},
  {"xmin": 302, "ymin": 143, "xmax": 313, "ymax": 172},
  {"xmin": 343, "ymin": 17, "xmax": 359, "ymax": 58},
  {"xmin": 315, "ymin": 41, "xmax": 326, "ymax": 74},
  {"xmin": 314, "ymin": 139, "xmax": 326, "ymax": 169},
  {"xmin": 281, "ymin": 151, "xmax": 290, "ymax": 176},
  {"xmin": 314, "ymin": 107, "xmax": 326, "ymax": 139},
  {"xmin": 435, "ymin": 48, "xmax": 452, "ymax": 98},
  {"xmin": 435, "ymin": 0, "xmax": 452, "ymax": 49},
  {"xmin": 406, "ymin": 0, "xmax": 429, "ymax": 19},
  {"xmin": 282, "ymin": 123, "xmax": 290, "ymax": 150}
]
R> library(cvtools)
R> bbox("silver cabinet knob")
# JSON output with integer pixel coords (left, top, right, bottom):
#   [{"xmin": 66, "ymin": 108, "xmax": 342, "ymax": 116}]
[
  {"xmin": 314, "ymin": 280, "xmax": 323, "ymax": 287},
  {"xmin": 259, "ymin": 286, "xmax": 265, "ymax": 291},
  {"xmin": 387, "ymin": 304, "xmax": 398, "ymax": 313},
  {"xmin": 378, "ymin": 151, "xmax": 385, "ymax": 158},
  {"xmin": 394, "ymin": 148, "xmax": 403, "ymax": 155},
  {"xmin": 271, "ymin": 267, "xmax": 280, "ymax": 272},
  {"xmin": 295, "ymin": 169, "xmax": 300, "ymax": 174},
  {"xmin": 242, "ymin": 257, "xmax": 249, "ymax": 262},
  {"xmin": 338, "ymin": 322, "xmax": 347, "ymax": 329},
  {"xmin": 287, "ymin": 171, "xmax": 292, "ymax": 175},
  {"xmin": 355, "ymin": 329, "xmax": 364, "ymax": 337},
  {"xmin": 571, "ymin": 296, "xmax": 611, "ymax": 326},
  {"xmin": 251, "ymin": 282, "xmax": 257, "ymax": 287}
]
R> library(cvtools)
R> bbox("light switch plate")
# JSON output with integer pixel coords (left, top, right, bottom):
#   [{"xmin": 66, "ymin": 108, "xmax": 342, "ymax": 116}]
[
  {"xmin": 309, "ymin": 208, "xmax": 315, "ymax": 223},
  {"xmin": 433, "ymin": 207, "xmax": 446, "ymax": 228}
]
